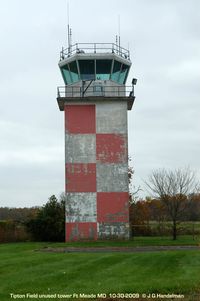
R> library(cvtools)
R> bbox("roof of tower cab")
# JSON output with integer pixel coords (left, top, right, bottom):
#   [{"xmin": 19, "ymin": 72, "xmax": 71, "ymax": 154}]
[
  {"xmin": 58, "ymin": 43, "xmax": 132, "ymax": 86},
  {"xmin": 59, "ymin": 43, "xmax": 131, "ymax": 61}
]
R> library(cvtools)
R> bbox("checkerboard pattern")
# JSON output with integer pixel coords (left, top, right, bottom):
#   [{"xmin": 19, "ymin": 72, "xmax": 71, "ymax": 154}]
[{"xmin": 65, "ymin": 102, "xmax": 130, "ymax": 241}]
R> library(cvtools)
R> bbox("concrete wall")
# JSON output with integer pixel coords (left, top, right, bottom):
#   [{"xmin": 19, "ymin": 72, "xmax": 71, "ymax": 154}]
[{"xmin": 65, "ymin": 100, "xmax": 129, "ymax": 241}]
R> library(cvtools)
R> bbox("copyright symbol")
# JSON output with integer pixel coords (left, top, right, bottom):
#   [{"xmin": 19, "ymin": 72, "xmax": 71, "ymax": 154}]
[{"xmin": 142, "ymin": 294, "xmax": 146, "ymax": 298}]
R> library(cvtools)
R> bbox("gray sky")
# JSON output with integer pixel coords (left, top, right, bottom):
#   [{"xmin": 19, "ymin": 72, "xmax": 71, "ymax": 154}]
[{"xmin": 0, "ymin": 0, "xmax": 200, "ymax": 207}]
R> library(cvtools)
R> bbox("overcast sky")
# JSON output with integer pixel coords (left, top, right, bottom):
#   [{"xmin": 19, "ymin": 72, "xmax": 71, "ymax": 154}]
[{"xmin": 0, "ymin": 0, "xmax": 200, "ymax": 207}]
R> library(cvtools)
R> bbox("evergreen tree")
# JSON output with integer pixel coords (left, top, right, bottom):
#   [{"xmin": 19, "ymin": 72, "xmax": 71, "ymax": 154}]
[{"xmin": 26, "ymin": 195, "xmax": 65, "ymax": 242}]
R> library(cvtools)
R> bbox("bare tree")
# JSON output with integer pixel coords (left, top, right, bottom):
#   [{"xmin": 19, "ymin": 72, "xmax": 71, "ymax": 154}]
[
  {"xmin": 145, "ymin": 167, "xmax": 199, "ymax": 240},
  {"xmin": 128, "ymin": 157, "xmax": 141, "ymax": 204}
]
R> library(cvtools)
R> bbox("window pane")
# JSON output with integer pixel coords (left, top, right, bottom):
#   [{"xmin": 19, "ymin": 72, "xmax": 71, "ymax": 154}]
[
  {"xmin": 119, "ymin": 64, "xmax": 129, "ymax": 84},
  {"xmin": 96, "ymin": 60, "xmax": 112, "ymax": 80},
  {"xmin": 111, "ymin": 60, "xmax": 121, "ymax": 82},
  {"xmin": 78, "ymin": 60, "xmax": 95, "ymax": 80},
  {"xmin": 61, "ymin": 64, "xmax": 72, "ymax": 84},
  {"xmin": 93, "ymin": 84, "xmax": 104, "ymax": 96},
  {"xmin": 69, "ymin": 61, "xmax": 79, "ymax": 82}
]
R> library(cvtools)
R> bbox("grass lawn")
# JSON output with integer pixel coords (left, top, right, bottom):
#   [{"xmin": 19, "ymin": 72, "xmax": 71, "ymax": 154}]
[
  {"xmin": 0, "ymin": 238, "xmax": 200, "ymax": 301},
  {"xmin": 44, "ymin": 235, "xmax": 200, "ymax": 248}
]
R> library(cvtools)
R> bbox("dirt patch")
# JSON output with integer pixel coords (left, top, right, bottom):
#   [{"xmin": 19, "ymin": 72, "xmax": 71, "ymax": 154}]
[{"xmin": 38, "ymin": 245, "xmax": 200, "ymax": 253}]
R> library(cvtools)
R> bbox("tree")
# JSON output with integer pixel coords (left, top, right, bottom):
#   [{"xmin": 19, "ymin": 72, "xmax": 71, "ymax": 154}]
[
  {"xmin": 129, "ymin": 200, "xmax": 151, "ymax": 236},
  {"xmin": 187, "ymin": 193, "xmax": 200, "ymax": 221},
  {"xmin": 145, "ymin": 168, "xmax": 199, "ymax": 240},
  {"xmin": 26, "ymin": 195, "xmax": 65, "ymax": 242},
  {"xmin": 128, "ymin": 157, "xmax": 141, "ymax": 203}
]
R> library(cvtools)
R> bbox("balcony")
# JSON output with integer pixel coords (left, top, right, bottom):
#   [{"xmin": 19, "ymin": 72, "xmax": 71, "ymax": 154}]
[
  {"xmin": 57, "ymin": 84, "xmax": 134, "ymax": 98},
  {"xmin": 57, "ymin": 84, "xmax": 135, "ymax": 111}
]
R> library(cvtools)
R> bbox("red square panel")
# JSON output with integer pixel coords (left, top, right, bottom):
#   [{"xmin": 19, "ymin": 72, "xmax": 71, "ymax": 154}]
[
  {"xmin": 65, "ymin": 222, "xmax": 97, "ymax": 241},
  {"xmin": 66, "ymin": 163, "xmax": 96, "ymax": 192},
  {"xmin": 96, "ymin": 134, "xmax": 127, "ymax": 163},
  {"xmin": 97, "ymin": 192, "xmax": 129, "ymax": 222},
  {"xmin": 65, "ymin": 105, "xmax": 96, "ymax": 134}
]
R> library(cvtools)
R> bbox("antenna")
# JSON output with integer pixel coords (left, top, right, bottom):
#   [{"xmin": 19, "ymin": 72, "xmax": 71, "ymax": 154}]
[
  {"xmin": 67, "ymin": 2, "xmax": 72, "ymax": 55},
  {"xmin": 118, "ymin": 15, "xmax": 121, "ymax": 51},
  {"xmin": 70, "ymin": 28, "xmax": 72, "ymax": 48}
]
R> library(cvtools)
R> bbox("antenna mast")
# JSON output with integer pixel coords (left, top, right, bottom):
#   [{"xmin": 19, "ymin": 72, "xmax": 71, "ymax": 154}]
[
  {"xmin": 118, "ymin": 15, "xmax": 121, "ymax": 53},
  {"xmin": 67, "ymin": 2, "xmax": 72, "ymax": 55}
]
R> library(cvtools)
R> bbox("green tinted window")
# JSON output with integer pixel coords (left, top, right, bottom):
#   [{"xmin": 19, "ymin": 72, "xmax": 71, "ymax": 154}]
[
  {"xmin": 119, "ymin": 64, "xmax": 129, "ymax": 84},
  {"xmin": 96, "ymin": 60, "xmax": 112, "ymax": 80},
  {"xmin": 69, "ymin": 61, "xmax": 79, "ymax": 82},
  {"xmin": 61, "ymin": 64, "xmax": 72, "ymax": 84},
  {"xmin": 111, "ymin": 60, "xmax": 121, "ymax": 82},
  {"xmin": 78, "ymin": 60, "xmax": 95, "ymax": 80}
]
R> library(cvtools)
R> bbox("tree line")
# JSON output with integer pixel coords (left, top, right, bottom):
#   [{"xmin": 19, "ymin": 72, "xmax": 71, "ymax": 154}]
[
  {"xmin": 130, "ymin": 193, "xmax": 200, "ymax": 237},
  {"xmin": 0, "ymin": 167, "xmax": 199, "ymax": 242},
  {"xmin": 0, "ymin": 195, "xmax": 65, "ymax": 243}
]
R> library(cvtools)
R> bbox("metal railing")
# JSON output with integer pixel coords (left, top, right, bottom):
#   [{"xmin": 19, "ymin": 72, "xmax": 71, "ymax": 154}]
[
  {"xmin": 60, "ymin": 43, "xmax": 130, "ymax": 61},
  {"xmin": 57, "ymin": 85, "xmax": 134, "ymax": 98}
]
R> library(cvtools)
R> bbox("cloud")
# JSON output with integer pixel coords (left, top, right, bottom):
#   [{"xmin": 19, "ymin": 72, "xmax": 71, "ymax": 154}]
[
  {"xmin": 0, "ymin": 0, "xmax": 200, "ymax": 206},
  {"xmin": 0, "ymin": 120, "xmax": 64, "ymax": 206}
]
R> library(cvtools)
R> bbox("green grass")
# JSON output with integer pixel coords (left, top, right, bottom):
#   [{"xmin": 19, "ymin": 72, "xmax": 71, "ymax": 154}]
[
  {"xmin": 1, "ymin": 239, "xmax": 200, "ymax": 301},
  {"xmin": 41, "ymin": 235, "xmax": 199, "ymax": 248}
]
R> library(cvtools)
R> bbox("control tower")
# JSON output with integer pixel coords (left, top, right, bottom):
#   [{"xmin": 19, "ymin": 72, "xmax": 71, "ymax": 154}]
[{"xmin": 57, "ymin": 42, "xmax": 136, "ymax": 241}]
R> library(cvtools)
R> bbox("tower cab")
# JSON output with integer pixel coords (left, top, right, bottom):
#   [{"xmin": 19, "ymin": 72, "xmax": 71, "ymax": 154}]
[{"xmin": 57, "ymin": 43, "xmax": 133, "ymax": 100}]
